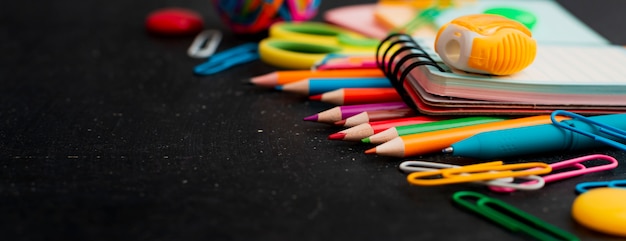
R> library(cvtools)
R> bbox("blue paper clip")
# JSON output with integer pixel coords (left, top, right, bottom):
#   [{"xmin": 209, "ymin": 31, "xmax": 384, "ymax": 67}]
[
  {"xmin": 453, "ymin": 191, "xmax": 579, "ymax": 241},
  {"xmin": 575, "ymin": 179, "xmax": 626, "ymax": 193},
  {"xmin": 550, "ymin": 110, "xmax": 626, "ymax": 152},
  {"xmin": 193, "ymin": 42, "xmax": 259, "ymax": 76}
]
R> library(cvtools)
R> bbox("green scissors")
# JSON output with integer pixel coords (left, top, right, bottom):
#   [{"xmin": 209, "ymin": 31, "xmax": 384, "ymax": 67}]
[{"xmin": 258, "ymin": 22, "xmax": 379, "ymax": 69}]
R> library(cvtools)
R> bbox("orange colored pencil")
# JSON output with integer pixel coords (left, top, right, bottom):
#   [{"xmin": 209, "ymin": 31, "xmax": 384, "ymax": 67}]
[
  {"xmin": 365, "ymin": 115, "xmax": 569, "ymax": 158},
  {"xmin": 334, "ymin": 108, "xmax": 416, "ymax": 127},
  {"xmin": 328, "ymin": 116, "xmax": 447, "ymax": 141},
  {"xmin": 310, "ymin": 88, "xmax": 402, "ymax": 105},
  {"xmin": 250, "ymin": 68, "xmax": 384, "ymax": 87}
]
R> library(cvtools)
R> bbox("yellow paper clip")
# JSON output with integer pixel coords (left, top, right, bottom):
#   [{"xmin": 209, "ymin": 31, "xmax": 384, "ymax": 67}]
[
  {"xmin": 400, "ymin": 160, "xmax": 545, "ymax": 190},
  {"xmin": 406, "ymin": 161, "xmax": 552, "ymax": 186}
]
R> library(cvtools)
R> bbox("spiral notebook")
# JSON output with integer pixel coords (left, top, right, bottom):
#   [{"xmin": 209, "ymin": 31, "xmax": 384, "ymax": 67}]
[{"xmin": 377, "ymin": 34, "xmax": 626, "ymax": 115}]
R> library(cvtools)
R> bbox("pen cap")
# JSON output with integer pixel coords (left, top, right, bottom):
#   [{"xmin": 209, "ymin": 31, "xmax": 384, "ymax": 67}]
[{"xmin": 435, "ymin": 14, "xmax": 536, "ymax": 75}]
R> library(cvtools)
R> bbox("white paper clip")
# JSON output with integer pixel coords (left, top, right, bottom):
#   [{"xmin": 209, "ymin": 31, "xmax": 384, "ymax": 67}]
[{"xmin": 187, "ymin": 30, "xmax": 223, "ymax": 58}]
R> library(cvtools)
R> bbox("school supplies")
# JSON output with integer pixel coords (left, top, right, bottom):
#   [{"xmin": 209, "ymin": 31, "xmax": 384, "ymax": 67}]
[
  {"xmin": 276, "ymin": 77, "xmax": 392, "ymax": 96},
  {"xmin": 571, "ymin": 188, "xmax": 626, "ymax": 237},
  {"xmin": 575, "ymin": 179, "xmax": 626, "ymax": 194},
  {"xmin": 310, "ymin": 88, "xmax": 402, "ymax": 105},
  {"xmin": 194, "ymin": 43, "xmax": 259, "ymax": 75},
  {"xmin": 407, "ymin": 161, "xmax": 551, "ymax": 186},
  {"xmin": 145, "ymin": 8, "xmax": 204, "ymax": 36},
  {"xmin": 363, "ymin": 116, "xmax": 506, "ymax": 144},
  {"xmin": 328, "ymin": 116, "xmax": 445, "ymax": 141},
  {"xmin": 323, "ymin": 4, "xmax": 390, "ymax": 39},
  {"xmin": 365, "ymin": 115, "xmax": 567, "ymax": 158},
  {"xmin": 314, "ymin": 54, "xmax": 378, "ymax": 70},
  {"xmin": 303, "ymin": 101, "xmax": 408, "ymax": 124},
  {"xmin": 188, "ymin": 30, "xmax": 222, "ymax": 58},
  {"xmin": 489, "ymin": 154, "xmax": 618, "ymax": 193},
  {"xmin": 550, "ymin": 110, "xmax": 626, "ymax": 152},
  {"xmin": 334, "ymin": 108, "xmax": 416, "ymax": 127},
  {"xmin": 340, "ymin": 0, "xmax": 609, "ymax": 44},
  {"xmin": 212, "ymin": 0, "xmax": 320, "ymax": 34},
  {"xmin": 399, "ymin": 160, "xmax": 543, "ymax": 190},
  {"xmin": 258, "ymin": 22, "xmax": 379, "ymax": 69},
  {"xmin": 445, "ymin": 112, "xmax": 626, "ymax": 159},
  {"xmin": 376, "ymin": 33, "xmax": 626, "ymax": 115},
  {"xmin": 250, "ymin": 68, "xmax": 384, "ymax": 87},
  {"xmin": 453, "ymin": 191, "xmax": 579, "ymax": 241},
  {"xmin": 398, "ymin": 161, "xmax": 543, "ymax": 190}
]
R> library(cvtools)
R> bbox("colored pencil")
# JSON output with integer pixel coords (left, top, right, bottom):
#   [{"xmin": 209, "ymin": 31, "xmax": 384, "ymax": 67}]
[
  {"xmin": 276, "ymin": 78, "xmax": 391, "ymax": 95},
  {"xmin": 364, "ymin": 115, "xmax": 569, "ymax": 158},
  {"xmin": 362, "ymin": 116, "xmax": 509, "ymax": 144},
  {"xmin": 310, "ymin": 88, "xmax": 402, "ymax": 105},
  {"xmin": 334, "ymin": 108, "xmax": 415, "ymax": 127},
  {"xmin": 315, "ymin": 56, "xmax": 378, "ymax": 70},
  {"xmin": 250, "ymin": 68, "xmax": 384, "ymax": 87},
  {"xmin": 303, "ymin": 101, "xmax": 408, "ymax": 124},
  {"xmin": 328, "ymin": 116, "xmax": 447, "ymax": 141}
]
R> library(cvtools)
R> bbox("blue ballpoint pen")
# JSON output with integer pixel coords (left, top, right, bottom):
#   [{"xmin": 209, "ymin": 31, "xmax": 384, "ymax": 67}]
[{"xmin": 443, "ymin": 113, "xmax": 626, "ymax": 159}]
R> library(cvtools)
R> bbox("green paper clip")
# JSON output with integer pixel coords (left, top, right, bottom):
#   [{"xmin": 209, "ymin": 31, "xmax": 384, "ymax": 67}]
[{"xmin": 452, "ymin": 191, "xmax": 579, "ymax": 241}]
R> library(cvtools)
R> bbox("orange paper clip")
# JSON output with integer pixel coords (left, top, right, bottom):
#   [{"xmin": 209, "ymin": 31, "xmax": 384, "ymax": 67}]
[
  {"xmin": 406, "ymin": 162, "xmax": 552, "ymax": 186},
  {"xmin": 400, "ymin": 160, "xmax": 545, "ymax": 190}
]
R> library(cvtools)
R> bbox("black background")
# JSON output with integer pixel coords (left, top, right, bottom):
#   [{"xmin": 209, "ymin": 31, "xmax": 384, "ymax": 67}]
[{"xmin": 2, "ymin": 0, "xmax": 626, "ymax": 240}]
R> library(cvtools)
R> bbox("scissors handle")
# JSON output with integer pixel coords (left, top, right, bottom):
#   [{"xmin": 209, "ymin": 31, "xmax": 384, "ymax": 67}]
[{"xmin": 259, "ymin": 22, "xmax": 378, "ymax": 69}]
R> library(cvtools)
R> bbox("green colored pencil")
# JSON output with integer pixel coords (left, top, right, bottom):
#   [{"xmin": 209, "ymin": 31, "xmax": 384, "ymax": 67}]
[{"xmin": 362, "ymin": 116, "xmax": 508, "ymax": 144}]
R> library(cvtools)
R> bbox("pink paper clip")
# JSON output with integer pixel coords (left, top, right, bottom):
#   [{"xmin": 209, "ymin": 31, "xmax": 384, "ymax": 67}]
[{"xmin": 489, "ymin": 154, "xmax": 618, "ymax": 193}]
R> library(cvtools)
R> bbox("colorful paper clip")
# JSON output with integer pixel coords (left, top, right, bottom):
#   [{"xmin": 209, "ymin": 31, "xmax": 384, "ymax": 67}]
[
  {"xmin": 193, "ymin": 42, "xmax": 259, "ymax": 76},
  {"xmin": 406, "ymin": 161, "xmax": 552, "ymax": 186},
  {"xmin": 188, "ymin": 29, "xmax": 223, "ymax": 58},
  {"xmin": 551, "ymin": 110, "xmax": 626, "ymax": 151},
  {"xmin": 399, "ymin": 160, "xmax": 545, "ymax": 190},
  {"xmin": 576, "ymin": 179, "xmax": 626, "ymax": 194},
  {"xmin": 453, "ymin": 191, "xmax": 579, "ymax": 241},
  {"xmin": 489, "ymin": 154, "xmax": 618, "ymax": 193}
]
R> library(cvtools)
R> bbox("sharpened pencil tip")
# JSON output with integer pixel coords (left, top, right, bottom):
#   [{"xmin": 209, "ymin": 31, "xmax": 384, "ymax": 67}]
[
  {"xmin": 309, "ymin": 94, "xmax": 322, "ymax": 101},
  {"xmin": 364, "ymin": 148, "xmax": 376, "ymax": 154},
  {"xmin": 334, "ymin": 120, "xmax": 346, "ymax": 126},
  {"xmin": 442, "ymin": 147, "xmax": 453, "ymax": 153},
  {"xmin": 275, "ymin": 85, "xmax": 283, "ymax": 91},
  {"xmin": 361, "ymin": 137, "xmax": 370, "ymax": 143},
  {"xmin": 303, "ymin": 114, "xmax": 318, "ymax": 121},
  {"xmin": 328, "ymin": 132, "xmax": 346, "ymax": 140}
]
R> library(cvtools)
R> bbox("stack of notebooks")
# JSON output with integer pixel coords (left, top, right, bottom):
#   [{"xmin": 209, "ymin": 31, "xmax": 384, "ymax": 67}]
[{"xmin": 375, "ymin": 0, "xmax": 626, "ymax": 115}]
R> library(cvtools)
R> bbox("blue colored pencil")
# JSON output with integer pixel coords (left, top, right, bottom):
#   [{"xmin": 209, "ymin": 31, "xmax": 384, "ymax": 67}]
[{"xmin": 275, "ymin": 77, "xmax": 392, "ymax": 95}]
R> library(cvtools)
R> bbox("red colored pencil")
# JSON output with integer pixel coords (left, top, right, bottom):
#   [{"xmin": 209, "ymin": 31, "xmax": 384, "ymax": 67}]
[
  {"xmin": 249, "ymin": 68, "xmax": 384, "ymax": 87},
  {"xmin": 329, "ymin": 116, "xmax": 448, "ymax": 141},
  {"xmin": 309, "ymin": 88, "xmax": 402, "ymax": 105},
  {"xmin": 333, "ymin": 108, "xmax": 416, "ymax": 127}
]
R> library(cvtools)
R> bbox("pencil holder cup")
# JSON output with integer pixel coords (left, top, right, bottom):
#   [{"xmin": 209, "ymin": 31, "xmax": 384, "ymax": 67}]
[{"xmin": 435, "ymin": 14, "xmax": 536, "ymax": 75}]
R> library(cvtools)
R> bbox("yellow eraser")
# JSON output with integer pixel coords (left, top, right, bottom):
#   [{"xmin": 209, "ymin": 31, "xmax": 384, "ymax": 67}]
[{"xmin": 572, "ymin": 188, "xmax": 626, "ymax": 237}]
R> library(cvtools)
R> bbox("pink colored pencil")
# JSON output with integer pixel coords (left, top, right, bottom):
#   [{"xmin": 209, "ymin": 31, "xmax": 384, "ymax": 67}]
[{"xmin": 303, "ymin": 101, "xmax": 408, "ymax": 124}]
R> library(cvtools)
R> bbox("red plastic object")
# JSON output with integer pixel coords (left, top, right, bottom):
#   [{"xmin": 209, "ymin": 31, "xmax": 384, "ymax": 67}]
[{"xmin": 145, "ymin": 8, "xmax": 204, "ymax": 36}]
